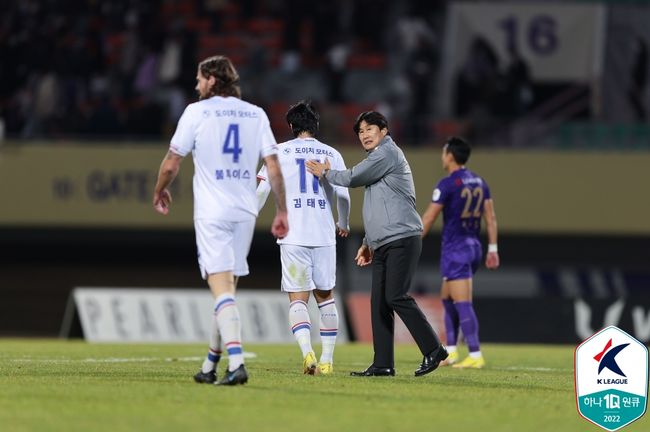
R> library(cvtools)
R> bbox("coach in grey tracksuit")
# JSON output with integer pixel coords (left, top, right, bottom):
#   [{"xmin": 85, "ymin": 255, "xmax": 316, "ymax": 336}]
[{"xmin": 306, "ymin": 111, "xmax": 446, "ymax": 377}]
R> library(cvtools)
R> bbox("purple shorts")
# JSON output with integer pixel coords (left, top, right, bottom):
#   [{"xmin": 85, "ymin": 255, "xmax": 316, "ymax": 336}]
[{"xmin": 441, "ymin": 242, "xmax": 482, "ymax": 281}]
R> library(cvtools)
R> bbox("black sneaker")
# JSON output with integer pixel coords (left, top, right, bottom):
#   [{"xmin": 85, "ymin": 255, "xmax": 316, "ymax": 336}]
[
  {"xmin": 193, "ymin": 370, "xmax": 217, "ymax": 384},
  {"xmin": 216, "ymin": 364, "xmax": 248, "ymax": 386}
]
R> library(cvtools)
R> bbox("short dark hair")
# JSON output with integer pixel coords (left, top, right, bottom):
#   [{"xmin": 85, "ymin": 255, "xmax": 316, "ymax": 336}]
[
  {"xmin": 286, "ymin": 100, "xmax": 319, "ymax": 137},
  {"xmin": 353, "ymin": 111, "xmax": 389, "ymax": 134},
  {"xmin": 198, "ymin": 55, "xmax": 241, "ymax": 98},
  {"xmin": 445, "ymin": 136, "xmax": 471, "ymax": 164}
]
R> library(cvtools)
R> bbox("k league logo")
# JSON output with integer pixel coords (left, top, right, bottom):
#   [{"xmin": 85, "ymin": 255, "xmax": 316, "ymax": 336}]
[
  {"xmin": 575, "ymin": 326, "xmax": 648, "ymax": 431},
  {"xmin": 595, "ymin": 339, "xmax": 629, "ymax": 380}
]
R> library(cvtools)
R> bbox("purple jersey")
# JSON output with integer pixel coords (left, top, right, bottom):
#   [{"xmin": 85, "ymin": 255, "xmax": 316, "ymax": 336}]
[{"xmin": 432, "ymin": 168, "xmax": 491, "ymax": 280}]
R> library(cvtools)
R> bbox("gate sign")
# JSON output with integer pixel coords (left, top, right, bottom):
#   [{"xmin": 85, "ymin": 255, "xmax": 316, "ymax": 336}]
[{"xmin": 575, "ymin": 326, "xmax": 648, "ymax": 431}]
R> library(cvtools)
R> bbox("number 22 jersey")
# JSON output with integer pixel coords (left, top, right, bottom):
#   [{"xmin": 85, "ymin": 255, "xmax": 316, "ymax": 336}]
[{"xmin": 432, "ymin": 167, "xmax": 491, "ymax": 251}]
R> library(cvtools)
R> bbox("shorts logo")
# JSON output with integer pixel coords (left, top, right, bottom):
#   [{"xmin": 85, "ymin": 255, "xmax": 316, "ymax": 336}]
[{"xmin": 575, "ymin": 326, "xmax": 648, "ymax": 431}]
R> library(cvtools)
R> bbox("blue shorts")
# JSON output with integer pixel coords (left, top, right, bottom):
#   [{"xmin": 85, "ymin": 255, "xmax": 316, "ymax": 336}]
[{"xmin": 440, "ymin": 242, "xmax": 482, "ymax": 281}]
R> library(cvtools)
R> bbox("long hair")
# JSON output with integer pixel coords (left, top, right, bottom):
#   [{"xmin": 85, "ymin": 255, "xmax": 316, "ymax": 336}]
[{"xmin": 198, "ymin": 55, "xmax": 241, "ymax": 98}]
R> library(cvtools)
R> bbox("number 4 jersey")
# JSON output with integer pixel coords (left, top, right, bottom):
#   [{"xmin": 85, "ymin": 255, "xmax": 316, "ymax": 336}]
[
  {"xmin": 432, "ymin": 167, "xmax": 491, "ymax": 251},
  {"xmin": 258, "ymin": 137, "xmax": 349, "ymax": 247},
  {"xmin": 170, "ymin": 96, "xmax": 278, "ymax": 222}
]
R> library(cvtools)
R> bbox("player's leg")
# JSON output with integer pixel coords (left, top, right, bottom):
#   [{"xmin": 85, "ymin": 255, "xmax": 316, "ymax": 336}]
[
  {"xmin": 281, "ymin": 244, "xmax": 317, "ymax": 374},
  {"xmin": 313, "ymin": 289, "xmax": 337, "ymax": 374},
  {"xmin": 449, "ymin": 277, "xmax": 484, "ymax": 369},
  {"xmin": 210, "ymin": 219, "xmax": 255, "ymax": 385},
  {"xmin": 440, "ymin": 280, "xmax": 459, "ymax": 366},
  {"xmin": 208, "ymin": 271, "xmax": 245, "ymax": 378},
  {"xmin": 193, "ymin": 219, "xmax": 230, "ymax": 384},
  {"xmin": 312, "ymin": 245, "xmax": 338, "ymax": 374}
]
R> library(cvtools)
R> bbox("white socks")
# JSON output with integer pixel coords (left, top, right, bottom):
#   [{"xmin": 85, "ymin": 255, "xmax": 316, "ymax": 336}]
[
  {"xmin": 201, "ymin": 317, "xmax": 222, "ymax": 373},
  {"xmin": 318, "ymin": 299, "xmax": 338, "ymax": 364},
  {"xmin": 214, "ymin": 293, "xmax": 244, "ymax": 372},
  {"xmin": 289, "ymin": 300, "xmax": 313, "ymax": 357},
  {"xmin": 289, "ymin": 298, "xmax": 339, "ymax": 364}
]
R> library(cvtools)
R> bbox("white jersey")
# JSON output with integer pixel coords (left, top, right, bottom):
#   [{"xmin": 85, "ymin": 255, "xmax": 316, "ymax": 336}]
[
  {"xmin": 170, "ymin": 96, "xmax": 278, "ymax": 221},
  {"xmin": 258, "ymin": 137, "xmax": 348, "ymax": 247}
]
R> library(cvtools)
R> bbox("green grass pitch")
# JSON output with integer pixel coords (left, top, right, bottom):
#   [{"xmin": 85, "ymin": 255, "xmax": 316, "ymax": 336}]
[{"xmin": 0, "ymin": 340, "xmax": 647, "ymax": 432}]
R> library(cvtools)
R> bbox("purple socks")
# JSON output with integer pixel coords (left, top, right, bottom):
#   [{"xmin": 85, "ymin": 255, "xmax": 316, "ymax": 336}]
[
  {"xmin": 455, "ymin": 301, "xmax": 480, "ymax": 353},
  {"xmin": 442, "ymin": 299, "xmax": 459, "ymax": 346}
]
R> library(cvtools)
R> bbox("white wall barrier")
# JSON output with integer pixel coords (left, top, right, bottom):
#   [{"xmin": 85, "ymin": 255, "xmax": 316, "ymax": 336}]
[{"xmin": 63, "ymin": 288, "xmax": 349, "ymax": 343}]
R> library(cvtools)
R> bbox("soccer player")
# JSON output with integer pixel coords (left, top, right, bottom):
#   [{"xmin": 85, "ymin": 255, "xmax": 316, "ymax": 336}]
[
  {"xmin": 152, "ymin": 55, "xmax": 288, "ymax": 385},
  {"xmin": 257, "ymin": 100, "xmax": 350, "ymax": 375},
  {"xmin": 421, "ymin": 137, "xmax": 499, "ymax": 369}
]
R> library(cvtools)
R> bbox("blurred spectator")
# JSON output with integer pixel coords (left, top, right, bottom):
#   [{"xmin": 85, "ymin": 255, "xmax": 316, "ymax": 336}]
[
  {"xmin": 0, "ymin": 0, "xmax": 447, "ymax": 145},
  {"xmin": 628, "ymin": 37, "xmax": 648, "ymax": 121},
  {"xmin": 325, "ymin": 40, "xmax": 350, "ymax": 103},
  {"xmin": 403, "ymin": 36, "xmax": 437, "ymax": 145},
  {"xmin": 503, "ymin": 45, "xmax": 534, "ymax": 118},
  {"xmin": 454, "ymin": 36, "xmax": 504, "ymax": 144}
]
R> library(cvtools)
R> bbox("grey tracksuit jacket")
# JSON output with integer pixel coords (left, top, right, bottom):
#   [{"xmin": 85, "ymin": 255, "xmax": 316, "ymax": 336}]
[{"xmin": 325, "ymin": 135, "xmax": 423, "ymax": 249}]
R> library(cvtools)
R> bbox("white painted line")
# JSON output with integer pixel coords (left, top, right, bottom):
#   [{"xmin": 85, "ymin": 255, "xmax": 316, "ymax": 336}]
[
  {"xmin": 9, "ymin": 352, "xmax": 257, "ymax": 364},
  {"xmin": 494, "ymin": 366, "xmax": 571, "ymax": 372}
]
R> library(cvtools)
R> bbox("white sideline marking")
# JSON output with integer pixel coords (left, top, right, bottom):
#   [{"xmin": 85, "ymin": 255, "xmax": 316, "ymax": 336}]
[
  {"xmin": 9, "ymin": 352, "xmax": 257, "ymax": 364},
  {"xmin": 495, "ymin": 366, "xmax": 571, "ymax": 372}
]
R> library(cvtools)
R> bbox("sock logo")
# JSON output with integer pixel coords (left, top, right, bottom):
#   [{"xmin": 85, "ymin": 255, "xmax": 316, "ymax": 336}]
[{"xmin": 594, "ymin": 338, "xmax": 630, "ymax": 377}]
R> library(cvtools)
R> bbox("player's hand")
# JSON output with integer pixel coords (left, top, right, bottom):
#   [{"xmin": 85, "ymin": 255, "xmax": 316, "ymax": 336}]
[
  {"xmin": 486, "ymin": 252, "xmax": 500, "ymax": 270},
  {"xmin": 271, "ymin": 211, "xmax": 289, "ymax": 239},
  {"xmin": 355, "ymin": 244, "xmax": 373, "ymax": 266},
  {"xmin": 153, "ymin": 189, "xmax": 172, "ymax": 215},
  {"xmin": 336, "ymin": 224, "xmax": 349, "ymax": 238},
  {"xmin": 305, "ymin": 158, "xmax": 331, "ymax": 178}
]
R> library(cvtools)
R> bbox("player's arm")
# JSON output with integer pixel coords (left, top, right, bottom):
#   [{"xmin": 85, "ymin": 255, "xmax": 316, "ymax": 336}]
[
  {"xmin": 263, "ymin": 154, "xmax": 288, "ymax": 238},
  {"xmin": 256, "ymin": 169, "xmax": 272, "ymax": 212},
  {"xmin": 335, "ymin": 186, "xmax": 350, "ymax": 237},
  {"xmin": 421, "ymin": 202, "xmax": 443, "ymax": 238},
  {"xmin": 153, "ymin": 150, "xmax": 184, "ymax": 215},
  {"xmin": 483, "ymin": 198, "xmax": 500, "ymax": 269}
]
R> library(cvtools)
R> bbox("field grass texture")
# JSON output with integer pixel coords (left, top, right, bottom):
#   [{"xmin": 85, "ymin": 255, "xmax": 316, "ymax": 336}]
[{"xmin": 1, "ymin": 340, "xmax": 647, "ymax": 432}]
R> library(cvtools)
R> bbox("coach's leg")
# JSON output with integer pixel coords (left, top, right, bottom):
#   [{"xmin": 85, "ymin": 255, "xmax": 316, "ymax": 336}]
[
  {"xmin": 384, "ymin": 236, "xmax": 440, "ymax": 356},
  {"xmin": 370, "ymin": 246, "xmax": 395, "ymax": 368}
]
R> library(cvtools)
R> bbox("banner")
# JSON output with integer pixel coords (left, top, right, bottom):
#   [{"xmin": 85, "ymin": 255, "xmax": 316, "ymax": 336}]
[
  {"xmin": 478, "ymin": 297, "xmax": 650, "ymax": 344},
  {"xmin": 2, "ymin": 145, "xmax": 650, "ymax": 234},
  {"xmin": 441, "ymin": 2, "xmax": 606, "ymax": 115},
  {"xmin": 66, "ymin": 287, "xmax": 349, "ymax": 343},
  {"xmin": 345, "ymin": 294, "xmax": 650, "ymax": 345},
  {"xmin": 346, "ymin": 293, "xmax": 445, "ymax": 344}
]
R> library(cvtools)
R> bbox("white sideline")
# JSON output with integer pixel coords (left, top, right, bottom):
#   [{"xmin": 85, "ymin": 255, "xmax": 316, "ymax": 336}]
[{"xmin": 8, "ymin": 352, "xmax": 257, "ymax": 363}]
